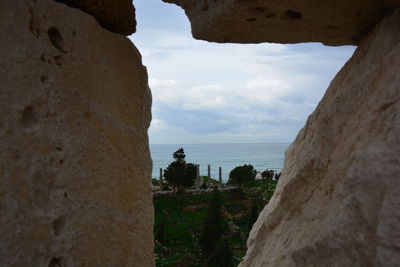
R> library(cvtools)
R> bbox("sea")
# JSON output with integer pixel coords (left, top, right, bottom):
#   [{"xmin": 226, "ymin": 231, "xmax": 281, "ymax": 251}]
[{"xmin": 150, "ymin": 143, "xmax": 290, "ymax": 182}]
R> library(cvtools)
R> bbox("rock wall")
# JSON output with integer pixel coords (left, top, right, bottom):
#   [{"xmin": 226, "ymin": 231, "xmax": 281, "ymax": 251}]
[
  {"xmin": 54, "ymin": 0, "xmax": 136, "ymax": 35},
  {"xmin": 0, "ymin": 0, "xmax": 153, "ymax": 266},
  {"xmin": 163, "ymin": 0, "xmax": 400, "ymax": 45},
  {"xmin": 240, "ymin": 8, "xmax": 400, "ymax": 267}
]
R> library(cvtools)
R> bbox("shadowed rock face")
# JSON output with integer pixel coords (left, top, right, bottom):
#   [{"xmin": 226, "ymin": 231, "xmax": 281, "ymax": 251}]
[
  {"xmin": 163, "ymin": 0, "xmax": 400, "ymax": 45},
  {"xmin": 54, "ymin": 0, "xmax": 136, "ymax": 35},
  {"xmin": 239, "ymin": 8, "xmax": 400, "ymax": 267},
  {"xmin": 0, "ymin": 0, "xmax": 153, "ymax": 266}
]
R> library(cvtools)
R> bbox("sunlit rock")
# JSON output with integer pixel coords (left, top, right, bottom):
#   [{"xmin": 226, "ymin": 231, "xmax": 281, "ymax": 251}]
[
  {"xmin": 240, "ymin": 8, "xmax": 400, "ymax": 266},
  {"xmin": 0, "ymin": 0, "xmax": 153, "ymax": 265}
]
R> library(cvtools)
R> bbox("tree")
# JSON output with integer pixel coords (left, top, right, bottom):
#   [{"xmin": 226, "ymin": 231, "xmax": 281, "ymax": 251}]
[
  {"xmin": 173, "ymin": 148, "xmax": 185, "ymax": 163},
  {"xmin": 248, "ymin": 203, "xmax": 258, "ymax": 232},
  {"xmin": 274, "ymin": 172, "xmax": 281, "ymax": 180},
  {"xmin": 207, "ymin": 238, "xmax": 233, "ymax": 267},
  {"xmin": 261, "ymin": 169, "xmax": 274, "ymax": 180},
  {"xmin": 199, "ymin": 191, "xmax": 224, "ymax": 258},
  {"xmin": 163, "ymin": 148, "xmax": 196, "ymax": 191},
  {"xmin": 228, "ymin": 164, "xmax": 257, "ymax": 187}
]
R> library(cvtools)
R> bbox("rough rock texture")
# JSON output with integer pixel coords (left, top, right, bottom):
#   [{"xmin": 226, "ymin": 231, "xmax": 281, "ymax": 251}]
[
  {"xmin": 0, "ymin": 0, "xmax": 153, "ymax": 266},
  {"xmin": 163, "ymin": 0, "xmax": 400, "ymax": 45},
  {"xmin": 240, "ymin": 8, "xmax": 400, "ymax": 267},
  {"xmin": 55, "ymin": 0, "xmax": 136, "ymax": 35}
]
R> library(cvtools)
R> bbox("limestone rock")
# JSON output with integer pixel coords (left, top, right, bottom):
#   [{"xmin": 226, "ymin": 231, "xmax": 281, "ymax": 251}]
[
  {"xmin": 163, "ymin": 0, "xmax": 400, "ymax": 45},
  {"xmin": 240, "ymin": 8, "xmax": 400, "ymax": 267},
  {"xmin": 0, "ymin": 0, "xmax": 153, "ymax": 266},
  {"xmin": 55, "ymin": 0, "xmax": 136, "ymax": 35}
]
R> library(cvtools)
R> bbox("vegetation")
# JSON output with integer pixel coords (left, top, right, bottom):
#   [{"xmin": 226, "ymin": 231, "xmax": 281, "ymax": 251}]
[
  {"xmin": 154, "ymin": 179, "xmax": 278, "ymax": 266},
  {"xmin": 199, "ymin": 191, "xmax": 224, "ymax": 258},
  {"xmin": 157, "ymin": 220, "xmax": 166, "ymax": 244},
  {"xmin": 200, "ymin": 182, "xmax": 208, "ymax": 190},
  {"xmin": 259, "ymin": 169, "xmax": 282, "ymax": 182},
  {"xmin": 247, "ymin": 203, "xmax": 258, "ymax": 232},
  {"xmin": 261, "ymin": 169, "xmax": 275, "ymax": 180},
  {"xmin": 164, "ymin": 148, "xmax": 197, "ymax": 192},
  {"xmin": 207, "ymin": 238, "xmax": 234, "ymax": 267},
  {"xmin": 228, "ymin": 164, "xmax": 257, "ymax": 187},
  {"xmin": 155, "ymin": 148, "xmax": 280, "ymax": 266}
]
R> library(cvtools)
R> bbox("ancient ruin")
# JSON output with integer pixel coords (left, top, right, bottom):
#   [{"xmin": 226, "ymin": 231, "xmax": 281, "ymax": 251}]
[{"xmin": 1, "ymin": 0, "xmax": 399, "ymax": 266}]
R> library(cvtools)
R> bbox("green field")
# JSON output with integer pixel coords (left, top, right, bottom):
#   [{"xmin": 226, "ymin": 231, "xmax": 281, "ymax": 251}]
[{"xmin": 154, "ymin": 179, "xmax": 277, "ymax": 266}]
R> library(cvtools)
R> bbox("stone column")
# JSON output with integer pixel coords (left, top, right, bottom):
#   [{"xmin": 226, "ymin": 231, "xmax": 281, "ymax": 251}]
[
  {"xmin": 219, "ymin": 167, "xmax": 222, "ymax": 188},
  {"xmin": 160, "ymin": 168, "xmax": 163, "ymax": 192},
  {"xmin": 207, "ymin": 164, "xmax": 211, "ymax": 188},
  {"xmin": 196, "ymin": 164, "xmax": 200, "ymax": 189}
]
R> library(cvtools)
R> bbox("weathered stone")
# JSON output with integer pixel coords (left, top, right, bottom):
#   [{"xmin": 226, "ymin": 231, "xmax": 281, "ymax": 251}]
[
  {"xmin": 163, "ymin": 0, "xmax": 400, "ymax": 45},
  {"xmin": 55, "ymin": 0, "xmax": 136, "ymax": 35},
  {"xmin": 240, "ymin": 8, "xmax": 400, "ymax": 267},
  {"xmin": 0, "ymin": 0, "xmax": 153, "ymax": 266}
]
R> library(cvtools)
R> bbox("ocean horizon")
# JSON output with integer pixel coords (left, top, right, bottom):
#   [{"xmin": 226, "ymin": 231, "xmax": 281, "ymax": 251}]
[{"xmin": 150, "ymin": 143, "xmax": 290, "ymax": 182}]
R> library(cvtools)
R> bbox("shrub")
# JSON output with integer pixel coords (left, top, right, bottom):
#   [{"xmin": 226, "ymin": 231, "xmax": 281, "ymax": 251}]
[{"xmin": 228, "ymin": 164, "xmax": 257, "ymax": 187}]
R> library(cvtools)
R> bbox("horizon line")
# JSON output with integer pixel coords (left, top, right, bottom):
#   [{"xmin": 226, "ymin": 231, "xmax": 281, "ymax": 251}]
[{"xmin": 149, "ymin": 142, "xmax": 292, "ymax": 145}]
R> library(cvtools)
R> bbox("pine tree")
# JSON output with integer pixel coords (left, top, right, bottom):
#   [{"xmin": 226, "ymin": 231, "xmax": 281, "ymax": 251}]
[
  {"xmin": 164, "ymin": 148, "xmax": 196, "ymax": 191},
  {"xmin": 199, "ymin": 192, "xmax": 224, "ymax": 258},
  {"xmin": 207, "ymin": 238, "xmax": 234, "ymax": 267}
]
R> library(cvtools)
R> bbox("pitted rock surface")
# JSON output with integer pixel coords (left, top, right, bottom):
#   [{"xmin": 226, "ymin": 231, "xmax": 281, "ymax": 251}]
[
  {"xmin": 163, "ymin": 0, "xmax": 400, "ymax": 45},
  {"xmin": 239, "ymin": 8, "xmax": 400, "ymax": 267},
  {"xmin": 0, "ymin": 0, "xmax": 153, "ymax": 266}
]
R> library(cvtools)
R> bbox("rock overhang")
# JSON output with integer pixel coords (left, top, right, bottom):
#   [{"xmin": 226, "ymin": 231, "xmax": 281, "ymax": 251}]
[
  {"xmin": 162, "ymin": 0, "xmax": 400, "ymax": 45},
  {"xmin": 54, "ymin": 0, "xmax": 136, "ymax": 35}
]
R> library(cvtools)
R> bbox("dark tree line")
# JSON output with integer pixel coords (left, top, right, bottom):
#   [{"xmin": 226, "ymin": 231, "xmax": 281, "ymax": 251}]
[{"xmin": 261, "ymin": 169, "xmax": 281, "ymax": 180}]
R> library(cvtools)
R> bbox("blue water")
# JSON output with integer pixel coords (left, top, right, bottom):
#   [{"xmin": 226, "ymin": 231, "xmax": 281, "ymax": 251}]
[{"xmin": 150, "ymin": 143, "xmax": 289, "ymax": 182}]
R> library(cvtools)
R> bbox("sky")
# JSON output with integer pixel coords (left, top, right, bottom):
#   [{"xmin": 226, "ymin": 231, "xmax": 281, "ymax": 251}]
[{"xmin": 129, "ymin": 0, "xmax": 356, "ymax": 144}]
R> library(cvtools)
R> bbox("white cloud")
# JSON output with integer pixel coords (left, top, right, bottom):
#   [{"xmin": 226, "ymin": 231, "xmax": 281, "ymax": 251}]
[
  {"xmin": 149, "ymin": 78, "xmax": 178, "ymax": 87},
  {"xmin": 131, "ymin": 0, "xmax": 356, "ymax": 144}
]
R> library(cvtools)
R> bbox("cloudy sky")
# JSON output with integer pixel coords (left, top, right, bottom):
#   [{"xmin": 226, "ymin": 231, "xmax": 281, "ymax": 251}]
[{"xmin": 129, "ymin": 0, "xmax": 356, "ymax": 144}]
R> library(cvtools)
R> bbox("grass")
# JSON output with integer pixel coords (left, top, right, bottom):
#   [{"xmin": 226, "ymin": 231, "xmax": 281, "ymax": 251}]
[{"xmin": 154, "ymin": 179, "xmax": 277, "ymax": 266}]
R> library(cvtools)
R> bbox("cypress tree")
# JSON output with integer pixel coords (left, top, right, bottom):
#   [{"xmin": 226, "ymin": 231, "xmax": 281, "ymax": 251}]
[{"xmin": 199, "ymin": 191, "xmax": 223, "ymax": 258}]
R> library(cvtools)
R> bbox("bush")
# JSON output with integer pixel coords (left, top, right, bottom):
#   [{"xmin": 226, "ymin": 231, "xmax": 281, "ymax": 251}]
[
  {"xmin": 228, "ymin": 164, "xmax": 257, "ymax": 187},
  {"xmin": 261, "ymin": 169, "xmax": 274, "ymax": 180},
  {"xmin": 200, "ymin": 182, "xmax": 208, "ymax": 190}
]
